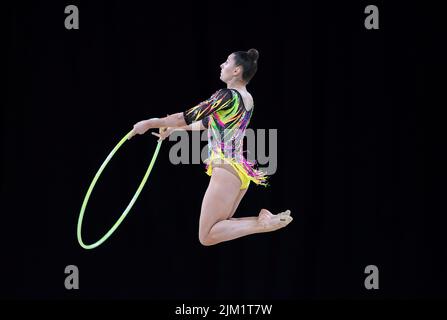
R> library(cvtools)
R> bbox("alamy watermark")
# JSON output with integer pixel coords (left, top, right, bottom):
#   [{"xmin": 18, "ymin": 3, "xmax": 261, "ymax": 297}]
[
  {"xmin": 364, "ymin": 265, "xmax": 379, "ymax": 290},
  {"xmin": 166, "ymin": 128, "xmax": 278, "ymax": 175},
  {"xmin": 64, "ymin": 265, "xmax": 79, "ymax": 290}
]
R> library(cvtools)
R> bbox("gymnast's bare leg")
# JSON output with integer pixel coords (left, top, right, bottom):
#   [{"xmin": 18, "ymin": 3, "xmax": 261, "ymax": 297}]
[{"xmin": 198, "ymin": 167, "xmax": 293, "ymax": 246}]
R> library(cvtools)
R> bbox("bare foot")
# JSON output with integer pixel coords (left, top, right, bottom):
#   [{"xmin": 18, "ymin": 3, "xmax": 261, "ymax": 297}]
[
  {"xmin": 258, "ymin": 209, "xmax": 293, "ymax": 231},
  {"xmin": 258, "ymin": 208, "xmax": 291, "ymax": 220}
]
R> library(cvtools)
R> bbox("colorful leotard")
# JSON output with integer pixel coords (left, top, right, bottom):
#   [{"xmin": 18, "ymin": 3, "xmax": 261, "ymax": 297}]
[{"xmin": 183, "ymin": 88, "xmax": 268, "ymax": 189}]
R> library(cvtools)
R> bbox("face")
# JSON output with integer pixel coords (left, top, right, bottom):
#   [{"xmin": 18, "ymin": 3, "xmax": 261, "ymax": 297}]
[{"xmin": 220, "ymin": 54, "xmax": 241, "ymax": 83}]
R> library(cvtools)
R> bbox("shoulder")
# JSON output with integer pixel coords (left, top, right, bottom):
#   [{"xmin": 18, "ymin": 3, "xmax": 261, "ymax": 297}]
[
  {"xmin": 215, "ymin": 88, "xmax": 233, "ymax": 95},
  {"xmin": 211, "ymin": 88, "xmax": 234, "ymax": 100}
]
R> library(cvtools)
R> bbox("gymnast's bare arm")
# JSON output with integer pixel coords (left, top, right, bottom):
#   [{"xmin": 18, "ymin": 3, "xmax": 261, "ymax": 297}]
[
  {"xmin": 175, "ymin": 121, "xmax": 206, "ymax": 131},
  {"xmin": 128, "ymin": 113, "xmax": 187, "ymax": 140},
  {"xmin": 150, "ymin": 120, "xmax": 205, "ymax": 141}
]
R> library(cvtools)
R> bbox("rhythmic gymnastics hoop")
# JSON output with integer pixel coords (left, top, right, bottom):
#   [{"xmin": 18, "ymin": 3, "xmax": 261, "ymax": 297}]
[{"xmin": 77, "ymin": 129, "xmax": 162, "ymax": 250}]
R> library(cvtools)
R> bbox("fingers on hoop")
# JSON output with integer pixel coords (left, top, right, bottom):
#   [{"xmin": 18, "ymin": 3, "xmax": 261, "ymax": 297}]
[{"xmin": 151, "ymin": 132, "xmax": 161, "ymax": 141}]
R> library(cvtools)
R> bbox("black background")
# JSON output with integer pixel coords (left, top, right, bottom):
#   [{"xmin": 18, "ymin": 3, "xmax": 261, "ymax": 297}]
[{"xmin": 4, "ymin": 0, "xmax": 444, "ymax": 302}]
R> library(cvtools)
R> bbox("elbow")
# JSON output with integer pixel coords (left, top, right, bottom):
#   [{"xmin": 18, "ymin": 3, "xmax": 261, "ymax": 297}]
[{"xmin": 168, "ymin": 113, "xmax": 187, "ymax": 128}]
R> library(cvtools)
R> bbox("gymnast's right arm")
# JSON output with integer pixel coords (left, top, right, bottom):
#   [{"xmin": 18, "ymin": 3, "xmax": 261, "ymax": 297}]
[{"xmin": 127, "ymin": 112, "xmax": 188, "ymax": 140}]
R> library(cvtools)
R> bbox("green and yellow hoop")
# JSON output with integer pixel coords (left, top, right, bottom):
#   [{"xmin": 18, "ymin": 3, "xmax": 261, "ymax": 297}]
[{"xmin": 77, "ymin": 129, "xmax": 162, "ymax": 249}]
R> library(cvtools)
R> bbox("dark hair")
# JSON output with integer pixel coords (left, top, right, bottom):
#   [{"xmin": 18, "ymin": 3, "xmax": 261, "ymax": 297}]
[{"xmin": 233, "ymin": 48, "xmax": 259, "ymax": 83}]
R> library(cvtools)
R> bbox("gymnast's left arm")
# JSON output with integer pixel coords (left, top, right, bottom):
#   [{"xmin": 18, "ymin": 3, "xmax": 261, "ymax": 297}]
[
  {"xmin": 128, "ymin": 113, "xmax": 187, "ymax": 140},
  {"xmin": 128, "ymin": 88, "xmax": 230, "ymax": 140}
]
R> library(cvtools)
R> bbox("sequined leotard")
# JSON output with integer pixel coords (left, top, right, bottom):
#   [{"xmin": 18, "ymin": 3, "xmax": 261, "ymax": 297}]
[{"xmin": 183, "ymin": 88, "xmax": 268, "ymax": 189}]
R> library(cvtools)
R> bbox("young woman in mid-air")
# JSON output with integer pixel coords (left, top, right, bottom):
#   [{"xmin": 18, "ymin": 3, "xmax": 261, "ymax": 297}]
[{"xmin": 128, "ymin": 49, "xmax": 292, "ymax": 246}]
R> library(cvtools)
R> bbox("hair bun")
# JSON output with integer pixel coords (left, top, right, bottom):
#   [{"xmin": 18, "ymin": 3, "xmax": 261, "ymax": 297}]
[{"xmin": 247, "ymin": 48, "xmax": 259, "ymax": 63}]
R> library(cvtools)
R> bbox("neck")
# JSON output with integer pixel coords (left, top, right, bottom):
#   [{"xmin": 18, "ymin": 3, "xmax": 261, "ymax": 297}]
[{"xmin": 226, "ymin": 78, "xmax": 246, "ymax": 91}]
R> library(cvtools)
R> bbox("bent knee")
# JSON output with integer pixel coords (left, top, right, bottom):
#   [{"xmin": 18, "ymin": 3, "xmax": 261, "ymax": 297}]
[
  {"xmin": 198, "ymin": 231, "xmax": 218, "ymax": 246},
  {"xmin": 199, "ymin": 235, "xmax": 215, "ymax": 246}
]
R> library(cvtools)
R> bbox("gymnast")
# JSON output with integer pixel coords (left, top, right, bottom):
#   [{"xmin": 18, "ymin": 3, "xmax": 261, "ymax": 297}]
[{"xmin": 128, "ymin": 49, "xmax": 293, "ymax": 246}]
